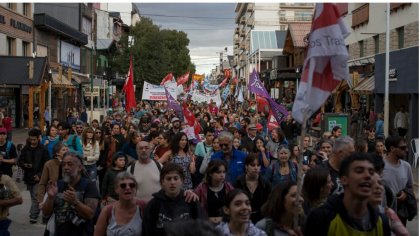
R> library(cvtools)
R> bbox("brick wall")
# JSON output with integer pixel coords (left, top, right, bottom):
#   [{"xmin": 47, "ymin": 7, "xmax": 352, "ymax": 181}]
[
  {"xmin": 0, "ymin": 6, "xmax": 33, "ymax": 43},
  {"xmin": 405, "ymin": 21, "xmax": 419, "ymax": 48}
]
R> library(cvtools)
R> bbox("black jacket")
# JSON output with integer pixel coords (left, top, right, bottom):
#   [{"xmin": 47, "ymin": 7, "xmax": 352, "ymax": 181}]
[
  {"xmin": 18, "ymin": 144, "xmax": 49, "ymax": 184},
  {"xmin": 305, "ymin": 193, "xmax": 391, "ymax": 236},
  {"xmin": 142, "ymin": 190, "xmax": 204, "ymax": 236},
  {"xmin": 234, "ymin": 174, "xmax": 271, "ymax": 223}
]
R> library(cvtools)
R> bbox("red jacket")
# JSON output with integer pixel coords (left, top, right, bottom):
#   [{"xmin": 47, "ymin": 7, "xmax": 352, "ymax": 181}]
[{"xmin": 2, "ymin": 117, "xmax": 12, "ymax": 131}]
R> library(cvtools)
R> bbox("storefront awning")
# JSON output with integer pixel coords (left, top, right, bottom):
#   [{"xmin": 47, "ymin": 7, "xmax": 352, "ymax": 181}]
[
  {"xmin": 354, "ymin": 76, "xmax": 375, "ymax": 94},
  {"xmin": 51, "ymin": 73, "xmax": 75, "ymax": 88},
  {"xmin": 71, "ymin": 71, "xmax": 90, "ymax": 84}
]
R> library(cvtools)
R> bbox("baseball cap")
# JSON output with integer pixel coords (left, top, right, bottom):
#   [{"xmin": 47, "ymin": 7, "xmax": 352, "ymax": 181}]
[
  {"xmin": 0, "ymin": 128, "xmax": 7, "ymax": 134},
  {"xmin": 256, "ymin": 123, "xmax": 263, "ymax": 130},
  {"xmin": 171, "ymin": 117, "xmax": 180, "ymax": 123}
]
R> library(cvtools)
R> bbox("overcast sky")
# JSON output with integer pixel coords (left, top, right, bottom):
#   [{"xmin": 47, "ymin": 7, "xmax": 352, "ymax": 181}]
[{"xmin": 135, "ymin": 3, "xmax": 236, "ymax": 75}]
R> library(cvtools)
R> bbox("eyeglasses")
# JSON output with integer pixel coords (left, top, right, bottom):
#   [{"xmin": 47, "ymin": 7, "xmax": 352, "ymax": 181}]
[
  {"xmin": 220, "ymin": 143, "xmax": 230, "ymax": 147},
  {"xmin": 119, "ymin": 182, "xmax": 136, "ymax": 189}
]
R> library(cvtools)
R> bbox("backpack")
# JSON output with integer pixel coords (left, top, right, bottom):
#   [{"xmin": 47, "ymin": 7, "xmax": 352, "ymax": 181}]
[
  {"xmin": 265, "ymin": 218, "xmax": 274, "ymax": 236},
  {"xmin": 68, "ymin": 135, "xmax": 78, "ymax": 151},
  {"xmin": 129, "ymin": 159, "xmax": 162, "ymax": 174}
]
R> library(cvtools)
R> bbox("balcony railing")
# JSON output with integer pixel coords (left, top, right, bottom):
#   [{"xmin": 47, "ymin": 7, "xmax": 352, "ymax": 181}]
[
  {"xmin": 246, "ymin": 3, "xmax": 254, "ymax": 12},
  {"xmin": 279, "ymin": 15, "xmax": 313, "ymax": 22},
  {"xmin": 352, "ymin": 4, "xmax": 369, "ymax": 28},
  {"xmin": 390, "ymin": 3, "xmax": 411, "ymax": 12}
]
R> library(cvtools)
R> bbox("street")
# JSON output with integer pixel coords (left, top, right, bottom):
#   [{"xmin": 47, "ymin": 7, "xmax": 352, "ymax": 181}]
[{"xmin": 4, "ymin": 128, "xmax": 418, "ymax": 235}]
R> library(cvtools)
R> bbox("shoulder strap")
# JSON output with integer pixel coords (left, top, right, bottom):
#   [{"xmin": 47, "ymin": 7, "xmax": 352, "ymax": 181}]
[
  {"xmin": 153, "ymin": 159, "xmax": 162, "ymax": 172},
  {"xmin": 106, "ymin": 204, "xmax": 113, "ymax": 223},
  {"xmin": 265, "ymin": 218, "xmax": 274, "ymax": 236},
  {"xmin": 130, "ymin": 162, "xmax": 135, "ymax": 174},
  {"xmin": 5, "ymin": 141, "xmax": 11, "ymax": 158},
  {"xmin": 72, "ymin": 135, "xmax": 77, "ymax": 149}
]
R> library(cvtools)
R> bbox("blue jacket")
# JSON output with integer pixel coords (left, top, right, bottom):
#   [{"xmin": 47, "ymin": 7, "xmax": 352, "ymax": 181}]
[
  {"xmin": 211, "ymin": 149, "xmax": 247, "ymax": 183},
  {"xmin": 121, "ymin": 142, "xmax": 138, "ymax": 160}
]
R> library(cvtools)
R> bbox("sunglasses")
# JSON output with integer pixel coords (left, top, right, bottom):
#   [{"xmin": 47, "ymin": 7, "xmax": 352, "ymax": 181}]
[
  {"xmin": 119, "ymin": 182, "xmax": 136, "ymax": 189},
  {"xmin": 220, "ymin": 143, "xmax": 230, "ymax": 147}
]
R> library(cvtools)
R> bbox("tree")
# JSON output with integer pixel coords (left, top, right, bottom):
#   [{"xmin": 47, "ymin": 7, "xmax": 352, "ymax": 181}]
[{"xmin": 110, "ymin": 17, "xmax": 196, "ymax": 98}]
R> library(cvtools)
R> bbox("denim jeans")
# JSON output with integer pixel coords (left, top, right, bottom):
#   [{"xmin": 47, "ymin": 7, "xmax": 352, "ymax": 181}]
[
  {"xmin": 0, "ymin": 218, "xmax": 11, "ymax": 236},
  {"xmin": 85, "ymin": 164, "xmax": 97, "ymax": 182},
  {"xmin": 27, "ymin": 183, "xmax": 40, "ymax": 220}
]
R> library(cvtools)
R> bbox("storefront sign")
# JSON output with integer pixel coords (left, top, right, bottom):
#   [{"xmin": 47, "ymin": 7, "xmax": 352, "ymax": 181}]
[
  {"xmin": 60, "ymin": 40, "xmax": 81, "ymax": 70},
  {"xmin": 0, "ymin": 14, "xmax": 32, "ymax": 33},
  {"xmin": 142, "ymin": 81, "xmax": 177, "ymax": 101},
  {"xmin": 84, "ymin": 86, "xmax": 100, "ymax": 96}
]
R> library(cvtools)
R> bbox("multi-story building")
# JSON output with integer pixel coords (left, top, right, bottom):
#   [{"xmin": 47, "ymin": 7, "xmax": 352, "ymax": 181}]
[
  {"xmin": 0, "ymin": 3, "xmax": 50, "ymax": 127},
  {"xmin": 233, "ymin": 3, "xmax": 314, "ymax": 97},
  {"xmin": 341, "ymin": 3, "xmax": 418, "ymax": 141}
]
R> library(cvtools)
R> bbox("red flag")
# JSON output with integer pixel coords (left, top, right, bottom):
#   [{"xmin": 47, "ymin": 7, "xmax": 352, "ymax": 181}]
[
  {"xmin": 292, "ymin": 3, "xmax": 349, "ymax": 124},
  {"xmin": 218, "ymin": 77, "xmax": 229, "ymax": 88},
  {"xmin": 160, "ymin": 72, "xmax": 173, "ymax": 85},
  {"xmin": 182, "ymin": 102, "xmax": 195, "ymax": 126},
  {"xmin": 124, "ymin": 54, "xmax": 136, "ymax": 112},
  {"xmin": 176, "ymin": 72, "xmax": 190, "ymax": 86},
  {"xmin": 256, "ymin": 95, "xmax": 269, "ymax": 113},
  {"xmin": 267, "ymin": 110, "xmax": 280, "ymax": 131}
]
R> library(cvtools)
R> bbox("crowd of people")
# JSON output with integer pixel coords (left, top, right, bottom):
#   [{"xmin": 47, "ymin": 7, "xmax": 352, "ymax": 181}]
[{"xmin": 0, "ymin": 98, "xmax": 416, "ymax": 236}]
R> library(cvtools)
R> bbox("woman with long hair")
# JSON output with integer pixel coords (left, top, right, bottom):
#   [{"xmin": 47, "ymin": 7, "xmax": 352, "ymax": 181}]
[
  {"xmin": 95, "ymin": 127, "xmax": 107, "ymax": 194},
  {"xmin": 375, "ymin": 139, "xmax": 387, "ymax": 158},
  {"xmin": 301, "ymin": 167, "xmax": 333, "ymax": 215},
  {"xmin": 194, "ymin": 159, "xmax": 233, "ymax": 225},
  {"xmin": 216, "ymin": 189, "xmax": 266, "ymax": 236},
  {"xmin": 94, "ymin": 172, "xmax": 145, "ymax": 236},
  {"xmin": 234, "ymin": 154, "xmax": 271, "ymax": 224},
  {"xmin": 256, "ymin": 182, "xmax": 304, "ymax": 236},
  {"xmin": 252, "ymin": 137, "xmax": 270, "ymax": 175},
  {"xmin": 266, "ymin": 128, "xmax": 288, "ymax": 160},
  {"xmin": 41, "ymin": 125, "xmax": 60, "ymax": 159},
  {"xmin": 82, "ymin": 126, "xmax": 100, "ymax": 182},
  {"xmin": 170, "ymin": 132, "xmax": 196, "ymax": 190},
  {"xmin": 264, "ymin": 145, "xmax": 298, "ymax": 188},
  {"xmin": 37, "ymin": 142, "xmax": 68, "ymax": 204},
  {"xmin": 331, "ymin": 126, "xmax": 342, "ymax": 139}
]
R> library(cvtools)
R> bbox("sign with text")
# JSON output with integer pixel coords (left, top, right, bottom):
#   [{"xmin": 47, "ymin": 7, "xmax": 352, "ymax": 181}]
[
  {"xmin": 84, "ymin": 86, "xmax": 100, "ymax": 96},
  {"xmin": 60, "ymin": 40, "xmax": 81, "ymax": 70},
  {"xmin": 142, "ymin": 81, "xmax": 177, "ymax": 101},
  {"xmin": 191, "ymin": 90, "xmax": 222, "ymax": 107},
  {"xmin": 321, "ymin": 113, "xmax": 349, "ymax": 136}
]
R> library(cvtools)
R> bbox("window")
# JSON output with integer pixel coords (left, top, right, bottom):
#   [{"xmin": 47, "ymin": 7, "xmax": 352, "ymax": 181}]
[
  {"xmin": 23, "ymin": 3, "xmax": 31, "ymax": 17},
  {"xmin": 359, "ymin": 40, "xmax": 364, "ymax": 57},
  {"xmin": 22, "ymin": 41, "xmax": 30, "ymax": 56},
  {"xmin": 373, "ymin": 35, "xmax": 379, "ymax": 54},
  {"xmin": 397, "ymin": 27, "xmax": 404, "ymax": 49},
  {"xmin": 7, "ymin": 3, "xmax": 16, "ymax": 11},
  {"xmin": 7, "ymin": 37, "xmax": 16, "ymax": 56}
]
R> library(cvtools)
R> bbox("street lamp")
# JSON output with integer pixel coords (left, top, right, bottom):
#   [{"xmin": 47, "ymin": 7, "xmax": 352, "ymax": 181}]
[{"xmin": 295, "ymin": 67, "xmax": 300, "ymax": 94}]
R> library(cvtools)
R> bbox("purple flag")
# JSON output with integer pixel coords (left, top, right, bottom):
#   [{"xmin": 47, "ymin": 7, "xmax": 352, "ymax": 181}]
[
  {"xmin": 248, "ymin": 69, "xmax": 288, "ymax": 122},
  {"xmin": 248, "ymin": 69, "xmax": 271, "ymax": 98},
  {"xmin": 268, "ymin": 98, "xmax": 288, "ymax": 123},
  {"xmin": 164, "ymin": 87, "xmax": 183, "ymax": 118}
]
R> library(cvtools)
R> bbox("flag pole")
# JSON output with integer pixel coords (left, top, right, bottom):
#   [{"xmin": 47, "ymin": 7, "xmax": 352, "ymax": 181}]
[{"xmin": 294, "ymin": 107, "xmax": 308, "ymax": 230}]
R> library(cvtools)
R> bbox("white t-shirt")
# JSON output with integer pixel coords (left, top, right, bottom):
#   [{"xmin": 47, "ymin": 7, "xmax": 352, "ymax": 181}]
[{"xmin": 130, "ymin": 161, "xmax": 161, "ymax": 202}]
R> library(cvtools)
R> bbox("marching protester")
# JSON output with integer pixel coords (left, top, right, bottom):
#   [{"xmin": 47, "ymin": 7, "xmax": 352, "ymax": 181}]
[
  {"xmin": 264, "ymin": 145, "xmax": 298, "ymax": 188},
  {"xmin": 81, "ymin": 127, "xmax": 100, "ymax": 182}
]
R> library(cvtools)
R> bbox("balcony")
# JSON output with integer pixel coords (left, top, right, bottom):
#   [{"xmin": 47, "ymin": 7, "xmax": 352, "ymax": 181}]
[
  {"xmin": 81, "ymin": 4, "xmax": 93, "ymax": 19},
  {"xmin": 390, "ymin": 3, "xmax": 411, "ymax": 12},
  {"xmin": 240, "ymin": 16, "xmax": 246, "ymax": 24},
  {"xmin": 240, "ymin": 29, "xmax": 246, "ymax": 36},
  {"xmin": 246, "ymin": 3, "xmax": 254, "ymax": 12},
  {"xmin": 279, "ymin": 15, "xmax": 313, "ymax": 22},
  {"xmin": 280, "ymin": 3, "xmax": 314, "ymax": 8},
  {"xmin": 240, "ymin": 54, "xmax": 247, "ymax": 61},
  {"xmin": 352, "ymin": 4, "xmax": 369, "ymax": 28},
  {"xmin": 247, "ymin": 17, "xmax": 254, "ymax": 26}
]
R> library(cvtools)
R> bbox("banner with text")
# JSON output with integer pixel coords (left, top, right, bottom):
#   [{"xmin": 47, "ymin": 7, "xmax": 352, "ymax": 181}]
[
  {"xmin": 191, "ymin": 90, "xmax": 222, "ymax": 107},
  {"xmin": 142, "ymin": 81, "xmax": 177, "ymax": 101}
]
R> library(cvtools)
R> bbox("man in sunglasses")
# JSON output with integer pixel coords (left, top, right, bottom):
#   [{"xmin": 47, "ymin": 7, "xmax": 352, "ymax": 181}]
[
  {"xmin": 382, "ymin": 136, "xmax": 416, "ymax": 226},
  {"xmin": 211, "ymin": 131, "xmax": 247, "ymax": 183},
  {"xmin": 42, "ymin": 151, "xmax": 100, "ymax": 236}
]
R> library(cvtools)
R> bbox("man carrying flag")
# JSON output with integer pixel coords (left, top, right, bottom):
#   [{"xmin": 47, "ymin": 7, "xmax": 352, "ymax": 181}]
[
  {"xmin": 292, "ymin": 3, "xmax": 350, "ymax": 124},
  {"xmin": 123, "ymin": 54, "xmax": 136, "ymax": 112}
]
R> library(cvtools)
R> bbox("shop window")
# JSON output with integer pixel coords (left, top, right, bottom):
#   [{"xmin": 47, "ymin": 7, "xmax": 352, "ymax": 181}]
[
  {"xmin": 359, "ymin": 40, "xmax": 364, "ymax": 57},
  {"xmin": 373, "ymin": 35, "xmax": 379, "ymax": 54},
  {"xmin": 397, "ymin": 27, "xmax": 404, "ymax": 49}
]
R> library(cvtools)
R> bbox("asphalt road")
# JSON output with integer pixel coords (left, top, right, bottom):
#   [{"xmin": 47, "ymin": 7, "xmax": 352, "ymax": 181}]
[{"xmin": 6, "ymin": 128, "xmax": 419, "ymax": 235}]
